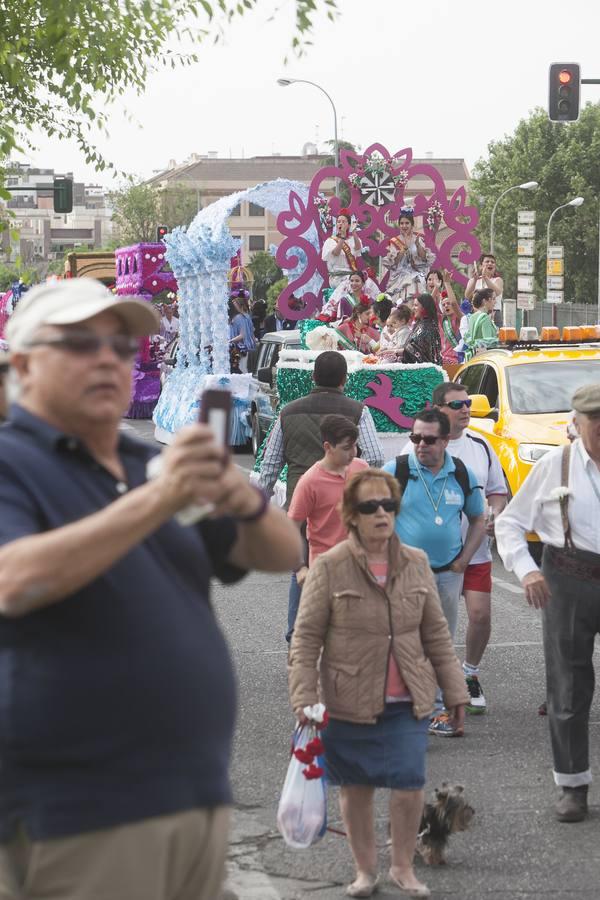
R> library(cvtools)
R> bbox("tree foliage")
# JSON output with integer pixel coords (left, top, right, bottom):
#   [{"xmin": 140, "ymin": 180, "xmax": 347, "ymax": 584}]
[
  {"xmin": 320, "ymin": 139, "xmax": 359, "ymax": 207},
  {"xmin": 110, "ymin": 182, "xmax": 198, "ymax": 244},
  {"xmin": 0, "ymin": 0, "xmax": 338, "ymax": 179},
  {"xmin": 159, "ymin": 186, "xmax": 199, "ymax": 232},
  {"xmin": 0, "ymin": 262, "xmax": 37, "ymax": 292},
  {"xmin": 110, "ymin": 184, "xmax": 160, "ymax": 245},
  {"xmin": 248, "ymin": 250, "xmax": 283, "ymax": 300},
  {"xmin": 266, "ymin": 276, "xmax": 288, "ymax": 313},
  {"xmin": 469, "ymin": 104, "xmax": 600, "ymax": 304}
]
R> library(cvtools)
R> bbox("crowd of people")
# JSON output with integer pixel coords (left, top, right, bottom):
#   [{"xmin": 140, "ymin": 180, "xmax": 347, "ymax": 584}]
[
  {"xmin": 0, "ymin": 202, "xmax": 596, "ymax": 900},
  {"xmin": 256, "ymin": 340, "xmax": 600, "ymax": 898},
  {"xmin": 313, "ymin": 210, "xmax": 505, "ymax": 369}
]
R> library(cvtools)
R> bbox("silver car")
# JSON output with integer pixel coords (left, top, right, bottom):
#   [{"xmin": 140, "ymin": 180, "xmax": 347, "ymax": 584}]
[{"xmin": 250, "ymin": 330, "xmax": 301, "ymax": 455}]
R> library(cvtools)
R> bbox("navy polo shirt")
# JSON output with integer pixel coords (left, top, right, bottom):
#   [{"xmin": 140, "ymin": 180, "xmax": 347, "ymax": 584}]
[{"xmin": 0, "ymin": 406, "xmax": 245, "ymax": 841}]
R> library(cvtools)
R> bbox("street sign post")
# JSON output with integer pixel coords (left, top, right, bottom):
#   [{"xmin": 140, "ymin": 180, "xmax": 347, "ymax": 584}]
[
  {"xmin": 546, "ymin": 290, "xmax": 564, "ymax": 304},
  {"xmin": 548, "ymin": 245, "xmax": 564, "ymax": 259},
  {"xmin": 517, "ymin": 293, "xmax": 537, "ymax": 310},
  {"xmin": 517, "ymin": 239, "xmax": 535, "ymax": 256},
  {"xmin": 518, "ymin": 257, "xmax": 535, "ymax": 275},
  {"xmin": 517, "ymin": 212, "xmax": 536, "ymax": 325},
  {"xmin": 518, "ymin": 210, "xmax": 536, "ymax": 225},
  {"xmin": 518, "ymin": 224, "xmax": 536, "ymax": 239},
  {"xmin": 547, "ymin": 275, "xmax": 564, "ymax": 290},
  {"xmin": 517, "ymin": 275, "xmax": 535, "ymax": 292},
  {"xmin": 547, "ymin": 258, "xmax": 564, "ymax": 276}
]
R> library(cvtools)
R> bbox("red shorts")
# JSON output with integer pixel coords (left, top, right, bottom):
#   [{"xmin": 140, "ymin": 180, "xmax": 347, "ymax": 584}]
[{"xmin": 463, "ymin": 561, "xmax": 492, "ymax": 593}]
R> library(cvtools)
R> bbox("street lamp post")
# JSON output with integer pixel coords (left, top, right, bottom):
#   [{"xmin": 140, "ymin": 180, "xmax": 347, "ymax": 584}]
[
  {"xmin": 277, "ymin": 77, "xmax": 339, "ymax": 197},
  {"xmin": 547, "ymin": 196, "xmax": 585, "ymax": 326},
  {"xmin": 489, "ymin": 181, "xmax": 539, "ymax": 254}
]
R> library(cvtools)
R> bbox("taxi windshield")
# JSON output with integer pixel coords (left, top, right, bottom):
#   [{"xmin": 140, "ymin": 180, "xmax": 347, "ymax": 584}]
[{"xmin": 506, "ymin": 360, "xmax": 600, "ymax": 414}]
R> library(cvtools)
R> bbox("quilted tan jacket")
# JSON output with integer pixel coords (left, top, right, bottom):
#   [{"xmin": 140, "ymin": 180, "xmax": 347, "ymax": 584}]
[{"xmin": 288, "ymin": 532, "xmax": 469, "ymax": 723}]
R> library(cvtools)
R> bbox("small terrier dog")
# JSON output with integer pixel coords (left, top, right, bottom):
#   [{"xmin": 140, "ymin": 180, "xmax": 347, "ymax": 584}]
[{"xmin": 416, "ymin": 783, "xmax": 475, "ymax": 865}]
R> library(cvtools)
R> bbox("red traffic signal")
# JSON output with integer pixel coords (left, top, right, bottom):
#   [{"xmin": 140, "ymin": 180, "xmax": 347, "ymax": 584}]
[
  {"xmin": 548, "ymin": 63, "xmax": 580, "ymax": 122},
  {"xmin": 156, "ymin": 225, "xmax": 168, "ymax": 241}
]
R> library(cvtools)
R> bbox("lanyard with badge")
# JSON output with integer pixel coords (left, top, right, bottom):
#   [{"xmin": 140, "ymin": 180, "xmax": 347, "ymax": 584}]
[{"xmin": 415, "ymin": 466, "xmax": 449, "ymax": 526}]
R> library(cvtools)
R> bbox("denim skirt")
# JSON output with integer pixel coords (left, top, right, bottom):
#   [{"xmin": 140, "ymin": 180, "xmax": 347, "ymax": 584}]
[{"xmin": 322, "ymin": 702, "xmax": 428, "ymax": 790}]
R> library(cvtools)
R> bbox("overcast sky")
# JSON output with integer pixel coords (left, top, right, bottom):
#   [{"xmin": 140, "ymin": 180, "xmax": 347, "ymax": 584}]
[{"xmin": 18, "ymin": 0, "xmax": 600, "ymax": 188}]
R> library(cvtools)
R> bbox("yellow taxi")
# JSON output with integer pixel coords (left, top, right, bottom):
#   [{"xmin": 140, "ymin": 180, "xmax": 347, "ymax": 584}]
[{"xmin": 453, "ymin": 343, "xmax": 600, "ymax": 497}]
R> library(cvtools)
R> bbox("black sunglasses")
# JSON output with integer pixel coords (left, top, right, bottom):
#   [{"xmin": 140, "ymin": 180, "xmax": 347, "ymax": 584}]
[
  {"xmin": 408, "ymin": 433, "xmax": 441, "ymax": 445},
  {"xmin": 445, "ymin": 398, "xmax": 472, "ymax": 410},
  {"xmin": 27, "ymin": 333, "xmax": 140, "ymax": 361},
  {"xmin": 356, "ymin": 498, "xmax": 398, "ymax": 515}
]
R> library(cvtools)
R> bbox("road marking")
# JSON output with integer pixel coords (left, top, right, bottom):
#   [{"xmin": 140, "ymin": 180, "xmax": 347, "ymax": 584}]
[{"xmin": 493, "ymin": 576, "xmax": 524, "ymax": 595}]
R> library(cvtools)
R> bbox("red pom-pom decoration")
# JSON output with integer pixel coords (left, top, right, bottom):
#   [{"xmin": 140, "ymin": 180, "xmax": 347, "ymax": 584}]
[
  {"xmin": 303, "ymin": 764, "xmax": 325, "ymax": 780},
  {"xmin": 293, "ymin": 747, "xmax": 315, "ymax": 765},
  {"xmin": 315, "ymin": 711, "xmax": 330, "ymax": 730},
  {"xmin": 306, "ymin": 737, "xmax": 324, "ymax": 756}
]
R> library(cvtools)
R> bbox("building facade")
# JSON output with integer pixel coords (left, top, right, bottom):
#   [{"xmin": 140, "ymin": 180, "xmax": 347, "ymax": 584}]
[
  {"xmin": 145, "ymin": 152, "xmax": 470, "ymax": 259},
  {"xmin": 1, "ymin": 163, "xmax": 114, "ymax": 264}
]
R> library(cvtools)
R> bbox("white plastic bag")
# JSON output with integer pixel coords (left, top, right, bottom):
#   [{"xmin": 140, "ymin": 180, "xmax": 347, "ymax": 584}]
[{"xmin": 276, "ymin": 723, "xmax": 328, "ymax": 849}]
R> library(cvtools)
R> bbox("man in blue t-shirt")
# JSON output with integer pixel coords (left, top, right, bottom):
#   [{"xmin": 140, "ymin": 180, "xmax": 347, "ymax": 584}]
[{"xmin": 383, "ymin": 407, "xmax": 485, "ymax": 736}]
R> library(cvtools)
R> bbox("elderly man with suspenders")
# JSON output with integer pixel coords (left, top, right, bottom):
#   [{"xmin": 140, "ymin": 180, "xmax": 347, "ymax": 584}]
[{"xmin": 496, "ymin": 383, "xmax": 600, "ymax": 823}]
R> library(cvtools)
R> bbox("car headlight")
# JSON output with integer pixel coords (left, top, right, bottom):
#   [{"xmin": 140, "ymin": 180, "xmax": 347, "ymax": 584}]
[{"xmin": 518, "ymin": 443, "xmax": 555, "ymax": 463}]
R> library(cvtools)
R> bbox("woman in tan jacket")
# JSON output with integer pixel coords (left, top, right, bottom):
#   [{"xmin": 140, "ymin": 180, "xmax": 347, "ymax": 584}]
[{"xmin": 288, "ymin": 469, "xmax": 468, "ymax": 898}]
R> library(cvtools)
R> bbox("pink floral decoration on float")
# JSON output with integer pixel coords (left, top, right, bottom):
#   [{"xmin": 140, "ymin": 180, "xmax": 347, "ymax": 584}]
[{"xmin": 275, "ymin": 144, "xmax": 481, "ymax": 321}]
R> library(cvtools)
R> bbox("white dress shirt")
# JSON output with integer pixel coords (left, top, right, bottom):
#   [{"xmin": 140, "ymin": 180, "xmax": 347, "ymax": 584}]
[{"xmin": 495, "ymin": 438, "xmax": 600, "ymax": 581}]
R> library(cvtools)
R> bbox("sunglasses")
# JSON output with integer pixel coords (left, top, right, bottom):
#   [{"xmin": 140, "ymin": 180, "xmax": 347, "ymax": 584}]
[
  {"xmin": 408, "ymin": 433, "xmax": 441, "ymax": 445},
  {"xmin": 356, "ymin": 498, "xmax": 398, "ymax": 515},
  {"xmin": 445, "ymin": 398, "xmax": 472, "ymax": 410},
  {"xmin": 27, "ymin": 333, "xmax": 140, "ymax": 361}
]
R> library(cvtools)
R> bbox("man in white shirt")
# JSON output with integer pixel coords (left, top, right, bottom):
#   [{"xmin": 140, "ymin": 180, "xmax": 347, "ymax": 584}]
[
  {"xmin": 495, "ymin": 383, "xmax": 600, "ymax": 823},
  {"xmin": 433, "ymin": 383, "xmax": 507, "ymax": 714}
]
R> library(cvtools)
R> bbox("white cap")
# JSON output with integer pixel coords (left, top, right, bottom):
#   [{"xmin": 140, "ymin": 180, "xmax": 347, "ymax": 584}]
[{"xmin": 6, "ymin": 279, "xmax": 160, "ymax": 351}]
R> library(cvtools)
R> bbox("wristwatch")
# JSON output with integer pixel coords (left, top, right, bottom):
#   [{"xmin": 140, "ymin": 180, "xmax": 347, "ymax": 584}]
[{"xmin": 236, "ymin": 486, "xmax": 269, "ymax": 522}]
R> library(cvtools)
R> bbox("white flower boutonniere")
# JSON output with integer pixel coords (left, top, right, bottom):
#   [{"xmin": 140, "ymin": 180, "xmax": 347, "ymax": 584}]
[{"xmin": 546, "ymin": 486, "xmax": 572, "ymax": 502}]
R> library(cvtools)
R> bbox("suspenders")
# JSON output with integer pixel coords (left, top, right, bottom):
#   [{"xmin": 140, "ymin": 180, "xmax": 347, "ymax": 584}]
[{"xmin": 560, "ymin": 443, "xmax": 574, "ymax": 550}]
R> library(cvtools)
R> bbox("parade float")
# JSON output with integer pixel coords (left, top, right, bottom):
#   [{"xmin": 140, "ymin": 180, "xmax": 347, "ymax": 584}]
[
  {"xmin": 115, "ymin": 241, "xmax": 178, "ymax": 418},
  {"xmin": 153, "ymin": 144, "xmax": 481, "ymax": 447}
]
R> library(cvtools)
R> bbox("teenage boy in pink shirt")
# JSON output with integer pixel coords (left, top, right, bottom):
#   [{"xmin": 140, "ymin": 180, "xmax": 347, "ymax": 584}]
[{"xmin": 288, "ymin": 414, "xmax": 368, "ymax": 595}]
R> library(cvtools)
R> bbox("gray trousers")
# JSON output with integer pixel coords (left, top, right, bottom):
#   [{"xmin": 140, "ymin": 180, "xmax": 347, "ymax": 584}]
[{"xmin": 542, "ymin": 546, "xmax": 600, "ymax": 787}]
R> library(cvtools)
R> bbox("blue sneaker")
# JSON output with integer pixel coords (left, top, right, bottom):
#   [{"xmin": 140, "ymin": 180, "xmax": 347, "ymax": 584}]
[{"xmin": 428, "ymin": 712, "xmax": 463, "ymax": 737}]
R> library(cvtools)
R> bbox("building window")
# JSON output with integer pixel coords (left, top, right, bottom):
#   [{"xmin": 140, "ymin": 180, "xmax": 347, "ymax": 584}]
[
  {"xmin": 229, "ymin": 204, "xmax": 241, "ymax": 216},
  {"xmin": 249, "ymin": 235, "xmax": 265, "ymax": 252},
  {"xmin": 249, "ymin": 203, "xmax": 264, "ymax": 217}
]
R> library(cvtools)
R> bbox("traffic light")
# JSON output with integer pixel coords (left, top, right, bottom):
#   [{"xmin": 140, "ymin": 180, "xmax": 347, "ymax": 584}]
[
  {"xmin": 548, "ymin": 63, "xmax": 580, "ymax": 122},
  {"xmin": 156, "ymin": 225, "xmax": 168, "ymax": 242},
  {"xmin": 53, "ymin": 177, "xmax": 73, "ymax": 213}
]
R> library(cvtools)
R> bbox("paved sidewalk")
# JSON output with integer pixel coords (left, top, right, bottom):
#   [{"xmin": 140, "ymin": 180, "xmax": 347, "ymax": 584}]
[{"xmin": 219, "ymin": 561, "xmax": 600, "ymax": 900}]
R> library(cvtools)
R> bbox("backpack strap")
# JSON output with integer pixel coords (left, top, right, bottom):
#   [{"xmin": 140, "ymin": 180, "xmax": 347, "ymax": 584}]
[
  {"xmin": 560, "ymin": 443, "xmax": 574, "ymax": 550},
  {"xmin": 451, "ymin": 457, "xmax": 474, "ymax": 501},
  {"xmin": 465, "ymin": 432, "xmax": 492, "ymax": 469},
  {"xmin": 394, "ymin": 454, "xmax": 413, "ymax": 492}
]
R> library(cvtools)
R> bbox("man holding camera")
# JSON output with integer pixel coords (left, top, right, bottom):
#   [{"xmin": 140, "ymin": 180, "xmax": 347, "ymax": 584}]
[{"xmin": 0, "ymin": 280, "xmax": 301, "ymax": 900}]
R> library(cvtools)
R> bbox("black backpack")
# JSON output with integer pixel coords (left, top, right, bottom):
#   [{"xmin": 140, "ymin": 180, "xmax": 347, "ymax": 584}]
[{"xmin": 394, "ymin": 454, "xmax": 474, "ymax": 503}]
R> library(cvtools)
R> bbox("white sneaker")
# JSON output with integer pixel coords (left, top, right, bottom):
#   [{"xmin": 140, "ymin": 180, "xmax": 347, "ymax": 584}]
[{"xmin": 465, "ymin": 675, "xmax": 486, "ymax": 714}]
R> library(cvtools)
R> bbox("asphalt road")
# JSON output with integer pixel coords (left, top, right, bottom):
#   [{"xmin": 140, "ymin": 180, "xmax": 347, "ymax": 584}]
[{"xmin": 124, "ymin": 418, "xmax": 600, "ymax": 900}]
